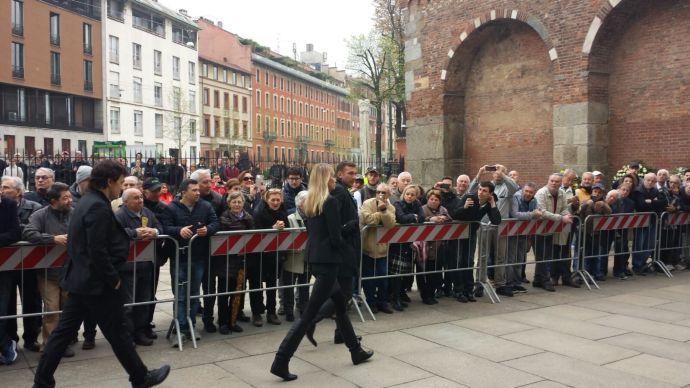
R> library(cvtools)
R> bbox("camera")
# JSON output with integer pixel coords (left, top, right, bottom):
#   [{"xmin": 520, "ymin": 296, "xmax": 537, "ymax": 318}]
[
  {"xmin": 485, "ymin": 165, "xmax": 497, "ymax": 172},
  {"xmin": 439, "ymin": 183, "xmax": 451, "ymax": 190}
]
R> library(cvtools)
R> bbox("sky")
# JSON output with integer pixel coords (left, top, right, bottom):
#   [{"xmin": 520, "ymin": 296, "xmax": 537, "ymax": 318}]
[{"xmin": 159, "ymin": 0, "xmax": 376, "ymax": 70}]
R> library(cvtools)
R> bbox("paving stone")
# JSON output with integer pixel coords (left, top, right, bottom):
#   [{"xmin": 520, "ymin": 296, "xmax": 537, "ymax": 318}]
[
  {"xmin": 450, "ymin": 316, "xmax": 535, "ymax": 336},
  {"xmin": 0, "ymin": 368, "xmax": 35, "ymax": 386},
  {"xmin": 590, "ymin": 314, "xmax": 690, "ymax": 341},
  {"xmin": 605, "ymin": 354, "xmax": 690, "ymax": 386},
  {"xmin": 499, "ymin": 310, "xmax": 628, "ymax": 340},
  {"xmin": 601, "ymin": 332, "xmax": 690, "ymax": 363},
  {"xmin": 520, "ymin": 381, "xmax": 571, "ymax": 388},
  {"xmin": 362, "ymin": 331, "xmax": 442, "ymax": 356},
  {"xmin": 534, "ymin": 304, "xmax": 612, "ymax": 320},
  {"xmin": 574, "ymin": 299, "xmax": 689, "ymax": 323},
  {"xmin": 502, "ymin": 328, "xmax": 638, "ymax": 364},
  {"xmin": 390, "ymin": 376, "xmax": 468, "ymax": 387},
  {"xmin": 396, "ymin": 347, "xmax": 541, "ymax": 388},
  {"xmin": 503, "ymin": 352, "xmax": 676, "ymax": 388},
  {"xmin": 601, "ymin": 294, "xmax": 672, "ymax": 307},
  {"xmin": 655, "ymin": 301, "xmax": 690, "ymax": 314},
  {"xmin": 404, "ymin": 323, "xmax": 542, "ymax": 362},
  {"xmin": 216, "ymin": 353, "xmax": 321, "ymax": 388},
  {"xmin": 297, "ymin": 343, "xmax": 431, "ymax": 387}
]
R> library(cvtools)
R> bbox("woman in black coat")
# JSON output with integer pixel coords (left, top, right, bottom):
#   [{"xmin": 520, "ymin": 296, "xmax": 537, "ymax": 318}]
[
  {"xmin": 389, "ymin": 185, "xmax": 426, "ymax": 311},
  {"xmin": 249, "ymin": 188, "xmax": 289, "ymax": 327},
  {"xmin": 270, "ymin": 164, "xmax": 373, "ymax": 381}
]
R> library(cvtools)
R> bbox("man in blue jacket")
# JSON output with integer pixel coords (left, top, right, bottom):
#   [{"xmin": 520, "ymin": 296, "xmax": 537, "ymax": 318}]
[
  {"xmin": 0, "ymin": 195, "xmax": 21, "ymax": 365},
  {"xmin": 161, "ymin": 179, "xmax": 219, "ymax": 342},
  {"xmin": 33, "ymin": 160, "xmax": 169, "ymax": 388}
]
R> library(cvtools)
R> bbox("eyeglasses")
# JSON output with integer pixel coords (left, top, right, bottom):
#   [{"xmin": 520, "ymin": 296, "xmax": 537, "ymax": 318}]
[
  {"xmin": 242, "ymin": 176, "xmax": 254, "ymax": 181},
  {"xmin": 36, "ymin": 175, "xmax": 51, "ymax": 181},
  {"xmin": 376, "ymin": 191, "xmax": 388, "ymax": 195}
]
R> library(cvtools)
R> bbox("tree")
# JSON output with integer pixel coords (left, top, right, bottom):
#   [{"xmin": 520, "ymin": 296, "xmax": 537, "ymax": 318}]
[
  {"xmin": 346, "ymin": 32, "xmax": 393, "ymax": 168},
  {"xmin": 374, "ymin": 0, "xmax": 407, "ymax": 140},
  {"xmin": 164, "ymin": 86, "xmax": 197, "ymax": 158}
]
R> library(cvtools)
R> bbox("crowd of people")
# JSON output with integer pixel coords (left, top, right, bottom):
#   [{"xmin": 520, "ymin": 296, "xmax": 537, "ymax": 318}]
[{"xmin": 1, "ymin": 156, "xmax": 689, "ymax": 367}]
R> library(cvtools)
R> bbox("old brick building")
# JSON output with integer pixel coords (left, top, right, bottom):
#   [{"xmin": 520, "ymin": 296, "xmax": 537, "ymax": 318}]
[{"xmin": 404, "ymin": 0, "xmax": 690, "ymax": 185}]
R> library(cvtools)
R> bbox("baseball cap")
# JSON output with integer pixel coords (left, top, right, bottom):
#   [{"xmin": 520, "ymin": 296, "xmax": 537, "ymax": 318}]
[
  {"xmin": 629, "ymin": 161, "xmax": 640, "ymax": 169},
  {"xmin": 592, "ymin": 170, "xmax": 603, "ymax": 177},
  {"xmin": 143, "ymin": 178, "xmax": 162, "ymax": 191},
  {"xmin": 355, "ymin": 174, "xmax": 364, "ymax": 182},
  {"xmin": 75, "ymin": 165, "xmax": 92, "ymax": 184},
  {"xmin": 365, "ymin": 167, "xmax": 379, "ymax": 175},
  {"xmin": 592, "ymin": 183, "xmax": 605, "ymax": 191}
]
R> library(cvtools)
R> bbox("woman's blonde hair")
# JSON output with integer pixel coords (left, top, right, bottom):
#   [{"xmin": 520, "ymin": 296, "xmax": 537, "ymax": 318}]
[
  {"xmin": 226, "ymin": 191, "xmax": 244, "ymax": 204},
  {"xmin": 303, "ymin": 163, "xmax": 334, "ymax": 217},
  {"xmin": 402, "ymin": 185, "xmax": 419, "ymax": 198}
]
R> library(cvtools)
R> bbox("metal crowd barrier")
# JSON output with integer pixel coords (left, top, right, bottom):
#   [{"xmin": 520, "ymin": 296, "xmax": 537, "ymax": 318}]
[
  {"xmin": 657, "ymin": 212, "xmax": 690, "ymax": 276},
  {"xmin": 0, "ymin": 236, "xmax": 184, "ymax": 351},
  {"xmin": 185, "ymin": 227, "xmax": 311, "ymax": 348},
  {"xmin": 358, "ymin": 221, "xmax": 482, "ymax": 321},
  {"xmin": 582, "ymin": 212, "xmax": 664, "ymax": 287}
]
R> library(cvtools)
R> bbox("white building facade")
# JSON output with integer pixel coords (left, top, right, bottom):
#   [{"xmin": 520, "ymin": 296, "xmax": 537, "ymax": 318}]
[{"xmin": 103, "ymin": 0, "xmax": 199, "ymax": 158}]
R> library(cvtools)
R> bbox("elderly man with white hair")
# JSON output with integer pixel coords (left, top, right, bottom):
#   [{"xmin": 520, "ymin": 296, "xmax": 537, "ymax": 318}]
[
  {"xmin": 110, "ymin": 175, "xmax": 140, "ymax": 212},
  {"xmin": 656, "ymin": 169, "xmax": 670, "ymax": 191},
  {"xmin": 114, "ymin": 188, "xmax": 163, "ymax": 346},
  {"xmin": 456, "ymin": 175, "xmax": 470, "ymax": 198},
  {"xmin": 390, "ymin": 172, "xmax": 412, "ymax": 204},
  {"xmin": 631, "ymin": 172, "xmax": 668, "ymax": 274},
  {"xmin": 24, "ymin": 167, "xmax": 55, "ymax": 207}
]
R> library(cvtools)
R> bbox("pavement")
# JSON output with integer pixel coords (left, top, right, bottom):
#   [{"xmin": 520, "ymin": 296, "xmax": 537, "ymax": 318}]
[{"xmin": 4, "ymin": 268, "xmax": 690, "ymax": 387}]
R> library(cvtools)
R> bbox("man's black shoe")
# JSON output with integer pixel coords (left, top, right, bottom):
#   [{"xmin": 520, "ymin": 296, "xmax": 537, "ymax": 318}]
[
  {"xmin": 496, "ymin": 286, "xmax": 514, "ymax": 297},
  {"xmin": 513, "ymin": 285, "xmax": 527, "ymax": 293},
  {"xmin": 400, "ymin": 292, "xmax": 411, "ymax": 303},
  {"xmin": 543, "ymin": 282, "xmax": 556, "ymax": 292},
  {"xmin": 351, "ymin": 347, "xmax": 374, "ymax": 365},
  {"xmin": 134, "ymin": 332, "xmax": 154, "ymax": 347},
  {"xmin": 203, "ymin": 321, "xmax": 217, "ymax": 333},
  {"xmin": 465, "ymin": 293, "xmax": 477, "ymax": 302},
  {"xmin": 135, "ymin": 365, "xmax": 171, "ymax": 388},
  {"xmin": 474, "ymin": 288, "xmax": 484, "ymax": 298},
  {"xmin": 271, "ymin": 356, "xmax": 297, "ymax": 381},
  {"xmin": 456, "ymin": 294, "xmax": 468, "ymax": 303},
  {"xmin": 144, "ymin": 327, "xmax": 158, "ymax": 340},
  {"xmin": 378, "ymin": 305, "xmax": 394, "ymax": 314},
  {"xmin": 237, "ymin": 311, "xmax": 251, "ymax": 322},
  {"xmin": 392, "ymin": 301, "xmax": 404, "ymax": 311},
  {"xmin": 24, "ymin": 341, "xmax": 41, "ymax": 352}
]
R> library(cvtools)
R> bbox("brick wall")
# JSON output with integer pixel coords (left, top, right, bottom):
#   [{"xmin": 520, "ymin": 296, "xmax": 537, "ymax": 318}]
[{"xmin": 405, "ymin": 0, "xmax": 689, "ymax": 184}]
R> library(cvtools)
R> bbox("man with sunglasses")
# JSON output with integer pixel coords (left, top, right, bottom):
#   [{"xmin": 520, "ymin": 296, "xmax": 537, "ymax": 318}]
[{"xmin": 24, "ymin": 168, "xmax": 55, "ymax": 207}]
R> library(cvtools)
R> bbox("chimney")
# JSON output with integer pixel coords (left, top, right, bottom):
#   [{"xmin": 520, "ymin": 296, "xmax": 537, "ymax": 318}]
[
  {"xmin": 217, "ymin": 21, "xmax": 223, "ymax": 28},
  {"xmin": 306, "ymin": 43, "xmax": 314, "ymax": 52},
  {"xmin": 178, "ymin": 9, "xmax": 187, "ymax": 16}
]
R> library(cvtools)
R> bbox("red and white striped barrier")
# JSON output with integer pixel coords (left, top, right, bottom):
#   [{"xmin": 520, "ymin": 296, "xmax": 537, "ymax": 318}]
[
  {"xmin": 665, "ymin": 212, "xmax": 690, "ymax": 226},
  {"xmin": 591, "ymin": 213, "xmax": 652, "ymax": 232},
  {"xmin": 376, "ymin": 223, "xmax": 470, "ymax": 244},
  {"xmin": 211, "ymin": 231, "xmax": 308, "ymax": 256},
  {"xmin": 0, "ymin": 240, "xmax": 155, "ymax": 272},
  {"xmin": 499, "ymin": 219, "xmax": 570, "ymax": 237}
]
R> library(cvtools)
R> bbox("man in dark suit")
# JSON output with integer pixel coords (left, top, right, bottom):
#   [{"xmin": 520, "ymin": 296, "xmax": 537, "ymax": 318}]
[
  {"xmin": 306, "ymin": 161, "xmax": 361, "ymax": 346},
  {"xmin": 33, "ymin": 160, "xmax": 169, "ymax": 388}
]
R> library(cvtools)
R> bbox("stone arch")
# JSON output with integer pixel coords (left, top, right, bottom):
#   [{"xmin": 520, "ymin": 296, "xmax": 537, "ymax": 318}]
[
  {"xmin": 442, "ymin": 15, "xmax": 555, "ymax": 184},
  {"xmin": 586, "ymin": 0, "xmax": 690, "ymax": 173}
]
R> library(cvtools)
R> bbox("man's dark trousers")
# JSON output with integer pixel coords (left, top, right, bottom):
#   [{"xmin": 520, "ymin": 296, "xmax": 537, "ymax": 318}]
[{"xmin": 33, "ymin": 288, "xmax": 147, "ymax": 388}]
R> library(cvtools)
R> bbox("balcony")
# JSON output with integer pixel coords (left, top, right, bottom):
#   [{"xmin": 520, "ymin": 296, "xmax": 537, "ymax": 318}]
[
  {"xmin": 84, "ymin": 44, "xmax": 92, "ymax": 55},
  {"xmin": 12, "ymin": 66, "xmax": 24, "ymax": 79},
  {"xmin": 297, "ymin": 136, "xmax": 310, "ymax": 144},
  {"xmin": 108, "ymin": 8, "xmax": 124, "ymax": 22},
  {"xmin": 51, "ymin": 73, "xmax": 61, "ymax": 86},
  {"xmin": 109, "ymin": 51, "xmax": 119, "ymax": 64},
  {"xmin": 84, "ymin": 80, "xmax": 93, "ymax": 91},
  {"xmin": 263, "ymin": 131, "xmax": 277, "ymax": 142},
  {"xmin": 325, "ymin": 139, "xmax": 336, "ymax": 148},
  {"xmin": 11, "ymin": 23, "xmax": 23, "ymax": 36},
  {"xmin": 50, "ymin": 35, "xmax": 60, "ymax": 46}
]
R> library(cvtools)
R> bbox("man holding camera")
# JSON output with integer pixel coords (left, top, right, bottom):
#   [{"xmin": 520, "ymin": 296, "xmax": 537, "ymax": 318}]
[{"xmin": 469, "ymin": 165, "xmax": 519, "ymax": 297}]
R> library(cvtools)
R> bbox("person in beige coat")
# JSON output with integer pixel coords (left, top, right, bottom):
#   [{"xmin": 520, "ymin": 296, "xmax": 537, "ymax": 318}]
[{"xmin": 359, "ymin": 184, "xmax": 396, "ymax": 314}]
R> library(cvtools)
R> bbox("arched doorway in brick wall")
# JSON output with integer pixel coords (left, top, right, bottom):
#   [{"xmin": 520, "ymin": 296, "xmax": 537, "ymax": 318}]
[
  {"xmin": 587, "ymin": 0, "xmax": 690, "ymax": 174},
  {"xmin": 444, "ymin": 20, "xmax": 554, "ymax": 185}
]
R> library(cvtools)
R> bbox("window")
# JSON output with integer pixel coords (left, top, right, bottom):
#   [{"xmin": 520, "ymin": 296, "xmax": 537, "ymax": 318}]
[
  {"xmin": 12, "ymin": 0, "xmax": 23, "ymax": 36},
  {"xmin": 132, "ymin": 43, "xmax": 142, "ymax": 69},
  {"xmin": 154, "ymin": 82, "xmax": 162, "ymax": 106},
  {"xmin": 214, "ymin": 117, "xmax": 220, "ymax": 137},
  {"xmin": 242, "ymin": 97, "xmax": 248, "ymax": 113},
  {"xmin": 223, "ymin": 93, "xmax": 229, "ymax": 109},
  {"xmin": 155, "ymin": 113, "xmax": 163, "ymax": 138},
  {"xmin": 212, "ymin": 66, "xmax": 218, "ymax": 80},
  {"xmin": 83, "ymin": 23, "xmax": 92, "ymax": 54},
  {"xmin": 188, "ymin": 91, "xmax": 196, "ymax": 113},
  {"xmin": 265, "ymin": 93, "xmax": 269, "ymax": 108},
  {"xmin": 133, "ymin": 111, "xmax": 143, "ymax": 135},
  {"xmin": 109, "ymin": 71, "xmax": 120, "ymax": 98},
  {"xmin": 222, "ymin": 69, "xmax": 227, "ymax": 83},
  {"xmin": 107, "ymin": 0, "xmax": 124, "ymax": 21},
  {"xmin": 232, "ymin": 72, "xmax": 237, "ymax": 85},
  {"xmin": 109, "ymin": 35, "xmax": 119, "ymax": 63},
  {"xmin": 203, "ymin": 88, "xmax": 209, "ymax": 106},
  {"xmin": 11, "ymin": 42, "xmax": 23, "ymax": 79},
  {"xmin": 202, "ymin": 63, "xmax": 208, "ymax": 77},
  {"xmin": 213, "ymin": 90, "xmax": 219, "ymax": 108},
  {"xmin": 50, "ymin": 52, "xmax": 60, "ymax": 85},
  {"xmin": 233, "ymin": 119, "xmax": 239, "ymax": 138},
  {"xmin": 172, "ymin": 23, "xmax": 196, "ymax": 47},
  {"xmin": 188, "ymin": 61, "xmax": 196, "ymax": 84},
  {"xmin": 133, "ymin": 77, "xmax": 142, "ymax": 103},
  {"xmin": 257, "ymin": 146, "xmax": 261, "ymax": 161},
  {"xmin": 272, "ymin": 75, "xmax": 276, "ymax": 88},
  {"xmin": 280, "ymin": 97, "xmax": 284, "ymax": 112},
  {"xmin": 255, "ymin": 69, "xmax": 260, "ymax": 83},
  {"xmin": 273, "ymin": 95, "xmax": 277, "ymax": 110},
  {"xmin": 153, "ymin": 50, "xmax": 162, "ymax": 75},
  {"xmin": 256, "ymin": 114, "xmax": 261, "ymax": 132},
  {"xmin": 83, "ymin": 60, "xmax": 93, "ymax": 91},
  {"xmin": 172, "ymin": 56, "xmax": 180, "ymax": 80},
  {"xmin": 256, "ymin": 90, "xmax": 261, "ymax": 107},
  {"xmin": 203, "ymin": 116, "xmax": 210, "ymax": 136},
  {"xmin": 242, "ymin": 121, "xmax": 248, "ymax": 139},
  {"xmin": 172, "ymin": 86, "xmax": 181, "ymax": 109},
  {"xmin": 189, "ymin": 120, "xmax": 196, "ymax": 138},
  {"xmin": 233, "ymin": 95, "xmax": 238, "ymax": 111},
  {"xmin": 50, "ymin": 13, "xmax": 60, "ymax": 46},
  {"xmin": 110, "ymin": 107, "xmax": 120, "ymax": 133},
  {"xmin": 132, "ymin": 7, "xmax": 165, "ymax": 37}
]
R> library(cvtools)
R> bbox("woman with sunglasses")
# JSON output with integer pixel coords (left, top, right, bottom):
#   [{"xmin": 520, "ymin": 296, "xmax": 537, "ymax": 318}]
[
  {"xmin": 271, "ymin": 163, "xmax": 373, "ymax": 381},
  {"xmin": 238, "ymin": 170, "xmax": 260, "ymax": 214}
]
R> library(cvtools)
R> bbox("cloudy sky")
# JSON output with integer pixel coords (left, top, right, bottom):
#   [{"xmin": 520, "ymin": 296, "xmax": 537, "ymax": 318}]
[{"xmin": 159, "ymin": 0, "xmax": 375, "ymax": 69}]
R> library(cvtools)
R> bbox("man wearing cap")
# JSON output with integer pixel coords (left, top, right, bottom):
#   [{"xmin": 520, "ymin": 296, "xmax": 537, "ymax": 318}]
[
  {"xmin": 576, "ymin": 172, "xmax": 594, "ymax": 203},
  {"xmin": 613, "ymin": 162, "xmax": 641, "ymax": 189},
  {"xmin": 592, "ymin": 171, "xmax": 605, "ymax": 187},
  {"xmin": 352, "ymin": 175, "xmax": 364, "ymax": 193},
  {"xmin": 354, "ymin": 167, "xmax": 381, "ymax": 209},
  {"xmin": 579, "ymin": 183, "xmax": 612, "ymax": 281},
  {"xmin": 69, "ymin": 165, "xmax": 92, "ymax": 207}
]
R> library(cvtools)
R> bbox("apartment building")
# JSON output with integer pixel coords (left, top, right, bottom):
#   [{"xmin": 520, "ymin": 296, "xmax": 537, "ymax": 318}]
[{"xmin": 0, "ymin": 0, "xmax": 103, "ymax": 156}]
